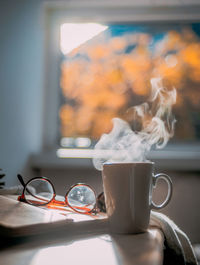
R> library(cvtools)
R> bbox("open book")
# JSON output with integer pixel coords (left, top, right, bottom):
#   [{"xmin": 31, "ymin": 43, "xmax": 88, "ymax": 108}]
[{"xmin": 0, "ymin": 195, "xmax": 108, "ymax": 238}]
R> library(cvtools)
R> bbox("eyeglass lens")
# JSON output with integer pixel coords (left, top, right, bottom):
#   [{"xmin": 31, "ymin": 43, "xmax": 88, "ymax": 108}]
[
  {"xmin": 67, "ymin": 185, "xmax": 96, "ymax": 213},
  {"xmin": 24, "ymin": 178, "xmax": 54, "ymax": 205}
]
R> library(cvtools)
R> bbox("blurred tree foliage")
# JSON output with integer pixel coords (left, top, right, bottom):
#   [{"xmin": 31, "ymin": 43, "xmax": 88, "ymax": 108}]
[{"xmin": 60, "ymin": 25, "xmax": 200, "ymax": 141}]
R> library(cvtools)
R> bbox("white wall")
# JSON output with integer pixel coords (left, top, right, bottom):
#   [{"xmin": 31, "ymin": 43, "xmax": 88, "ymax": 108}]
[{"xmin": 0, "ymin": 0, "xmax": 44, "ymax": 186}]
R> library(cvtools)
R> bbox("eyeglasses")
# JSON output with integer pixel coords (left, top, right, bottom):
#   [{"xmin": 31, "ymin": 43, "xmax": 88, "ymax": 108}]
[{"xmin": 17, "ymin": 174, "xmax": 97, "ymax": 214}]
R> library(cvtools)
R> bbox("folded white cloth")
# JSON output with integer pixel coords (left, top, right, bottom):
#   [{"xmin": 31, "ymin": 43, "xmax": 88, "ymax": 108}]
[
  {"xmin": 150, "ymin": 211, "xmax": 198, "ymax": 265},
  {"xmin": 192, "ymin": 244, "xmax": 200, "ymax": 262}
]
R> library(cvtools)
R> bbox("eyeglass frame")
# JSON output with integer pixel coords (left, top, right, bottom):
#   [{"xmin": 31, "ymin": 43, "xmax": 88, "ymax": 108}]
[{"xmin": 17, "ymin": 174, "xmax": 97, "ymax": 214}]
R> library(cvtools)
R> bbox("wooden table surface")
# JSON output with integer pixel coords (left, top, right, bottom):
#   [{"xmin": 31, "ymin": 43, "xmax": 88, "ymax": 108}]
[{"xmin": 0, "ymin": 195, "xmax": 164, "ymax": 265}]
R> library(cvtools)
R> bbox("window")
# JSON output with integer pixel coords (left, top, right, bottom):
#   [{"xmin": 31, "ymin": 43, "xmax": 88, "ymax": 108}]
[
  {"xmin": 59, "ymin": 22, "xmax": 200, "ymax": 148},
  {"xmin": 43, "ymin": 3, "xmax": 200, "ymax": 166}
]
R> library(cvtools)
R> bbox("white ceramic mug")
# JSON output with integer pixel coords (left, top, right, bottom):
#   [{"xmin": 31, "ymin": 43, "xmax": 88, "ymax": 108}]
[{"xmin": 102, "ymin": 162, "xmax": 172, "ymax": 234}]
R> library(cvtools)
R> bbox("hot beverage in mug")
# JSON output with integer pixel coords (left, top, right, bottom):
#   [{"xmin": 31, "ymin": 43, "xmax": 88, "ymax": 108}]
[{"xmin": 102, "ymin": 162, "xmax": 172, "ymax": 234}]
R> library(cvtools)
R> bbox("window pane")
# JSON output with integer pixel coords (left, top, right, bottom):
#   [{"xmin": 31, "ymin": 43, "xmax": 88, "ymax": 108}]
[{"xmin": 59, "ymin": 23, "xmax": 200, "ymax": 146}]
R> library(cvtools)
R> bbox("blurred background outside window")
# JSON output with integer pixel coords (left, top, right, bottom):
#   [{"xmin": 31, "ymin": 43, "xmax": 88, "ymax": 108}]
[{"xmin": 58, "ymin": 23, "xmax": 200, "ymax": 148}]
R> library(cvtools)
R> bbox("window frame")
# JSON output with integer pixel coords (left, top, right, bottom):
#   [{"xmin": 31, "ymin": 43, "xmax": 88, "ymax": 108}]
[{"xmin": 40, "ymin": 1, "xmax": 200, "ymax": 171}]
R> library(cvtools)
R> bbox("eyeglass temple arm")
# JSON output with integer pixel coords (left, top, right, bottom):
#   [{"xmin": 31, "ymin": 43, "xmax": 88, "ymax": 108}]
[
  {"xmin": 17, "ymin": 174, "xmax": 34, "ymax": 197},
  {"xmin": 17, "ymin": 174, "xmax": 26, "ymax": 188}
]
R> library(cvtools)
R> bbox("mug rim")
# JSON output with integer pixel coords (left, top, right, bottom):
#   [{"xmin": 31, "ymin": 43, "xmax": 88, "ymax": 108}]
[{"xmin": 103, "ymin": 161, "xmax": 154, "ymax": 167}]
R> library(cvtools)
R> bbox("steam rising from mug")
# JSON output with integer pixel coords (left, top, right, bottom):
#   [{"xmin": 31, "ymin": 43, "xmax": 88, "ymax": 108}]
[{"xmin": 93, "ymin": 78, "xmax": 176, "ymax": 170}]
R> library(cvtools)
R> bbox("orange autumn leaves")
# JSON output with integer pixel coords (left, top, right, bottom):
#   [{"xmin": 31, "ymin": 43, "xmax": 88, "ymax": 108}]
[{"xmin": 60, "ymin": 27, "xmax": 200, "ymax": 140}]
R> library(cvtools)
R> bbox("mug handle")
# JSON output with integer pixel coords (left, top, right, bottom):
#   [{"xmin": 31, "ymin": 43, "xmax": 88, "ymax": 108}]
[{"xmin": 151, "ymin": 173, "xmax": 173, "ymax": 210}]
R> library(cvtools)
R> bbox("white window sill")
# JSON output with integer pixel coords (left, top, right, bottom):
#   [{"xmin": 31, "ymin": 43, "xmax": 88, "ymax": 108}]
[{"xmin": 30, "ymin": 145, "xmax": 200, "ymax": 171}]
